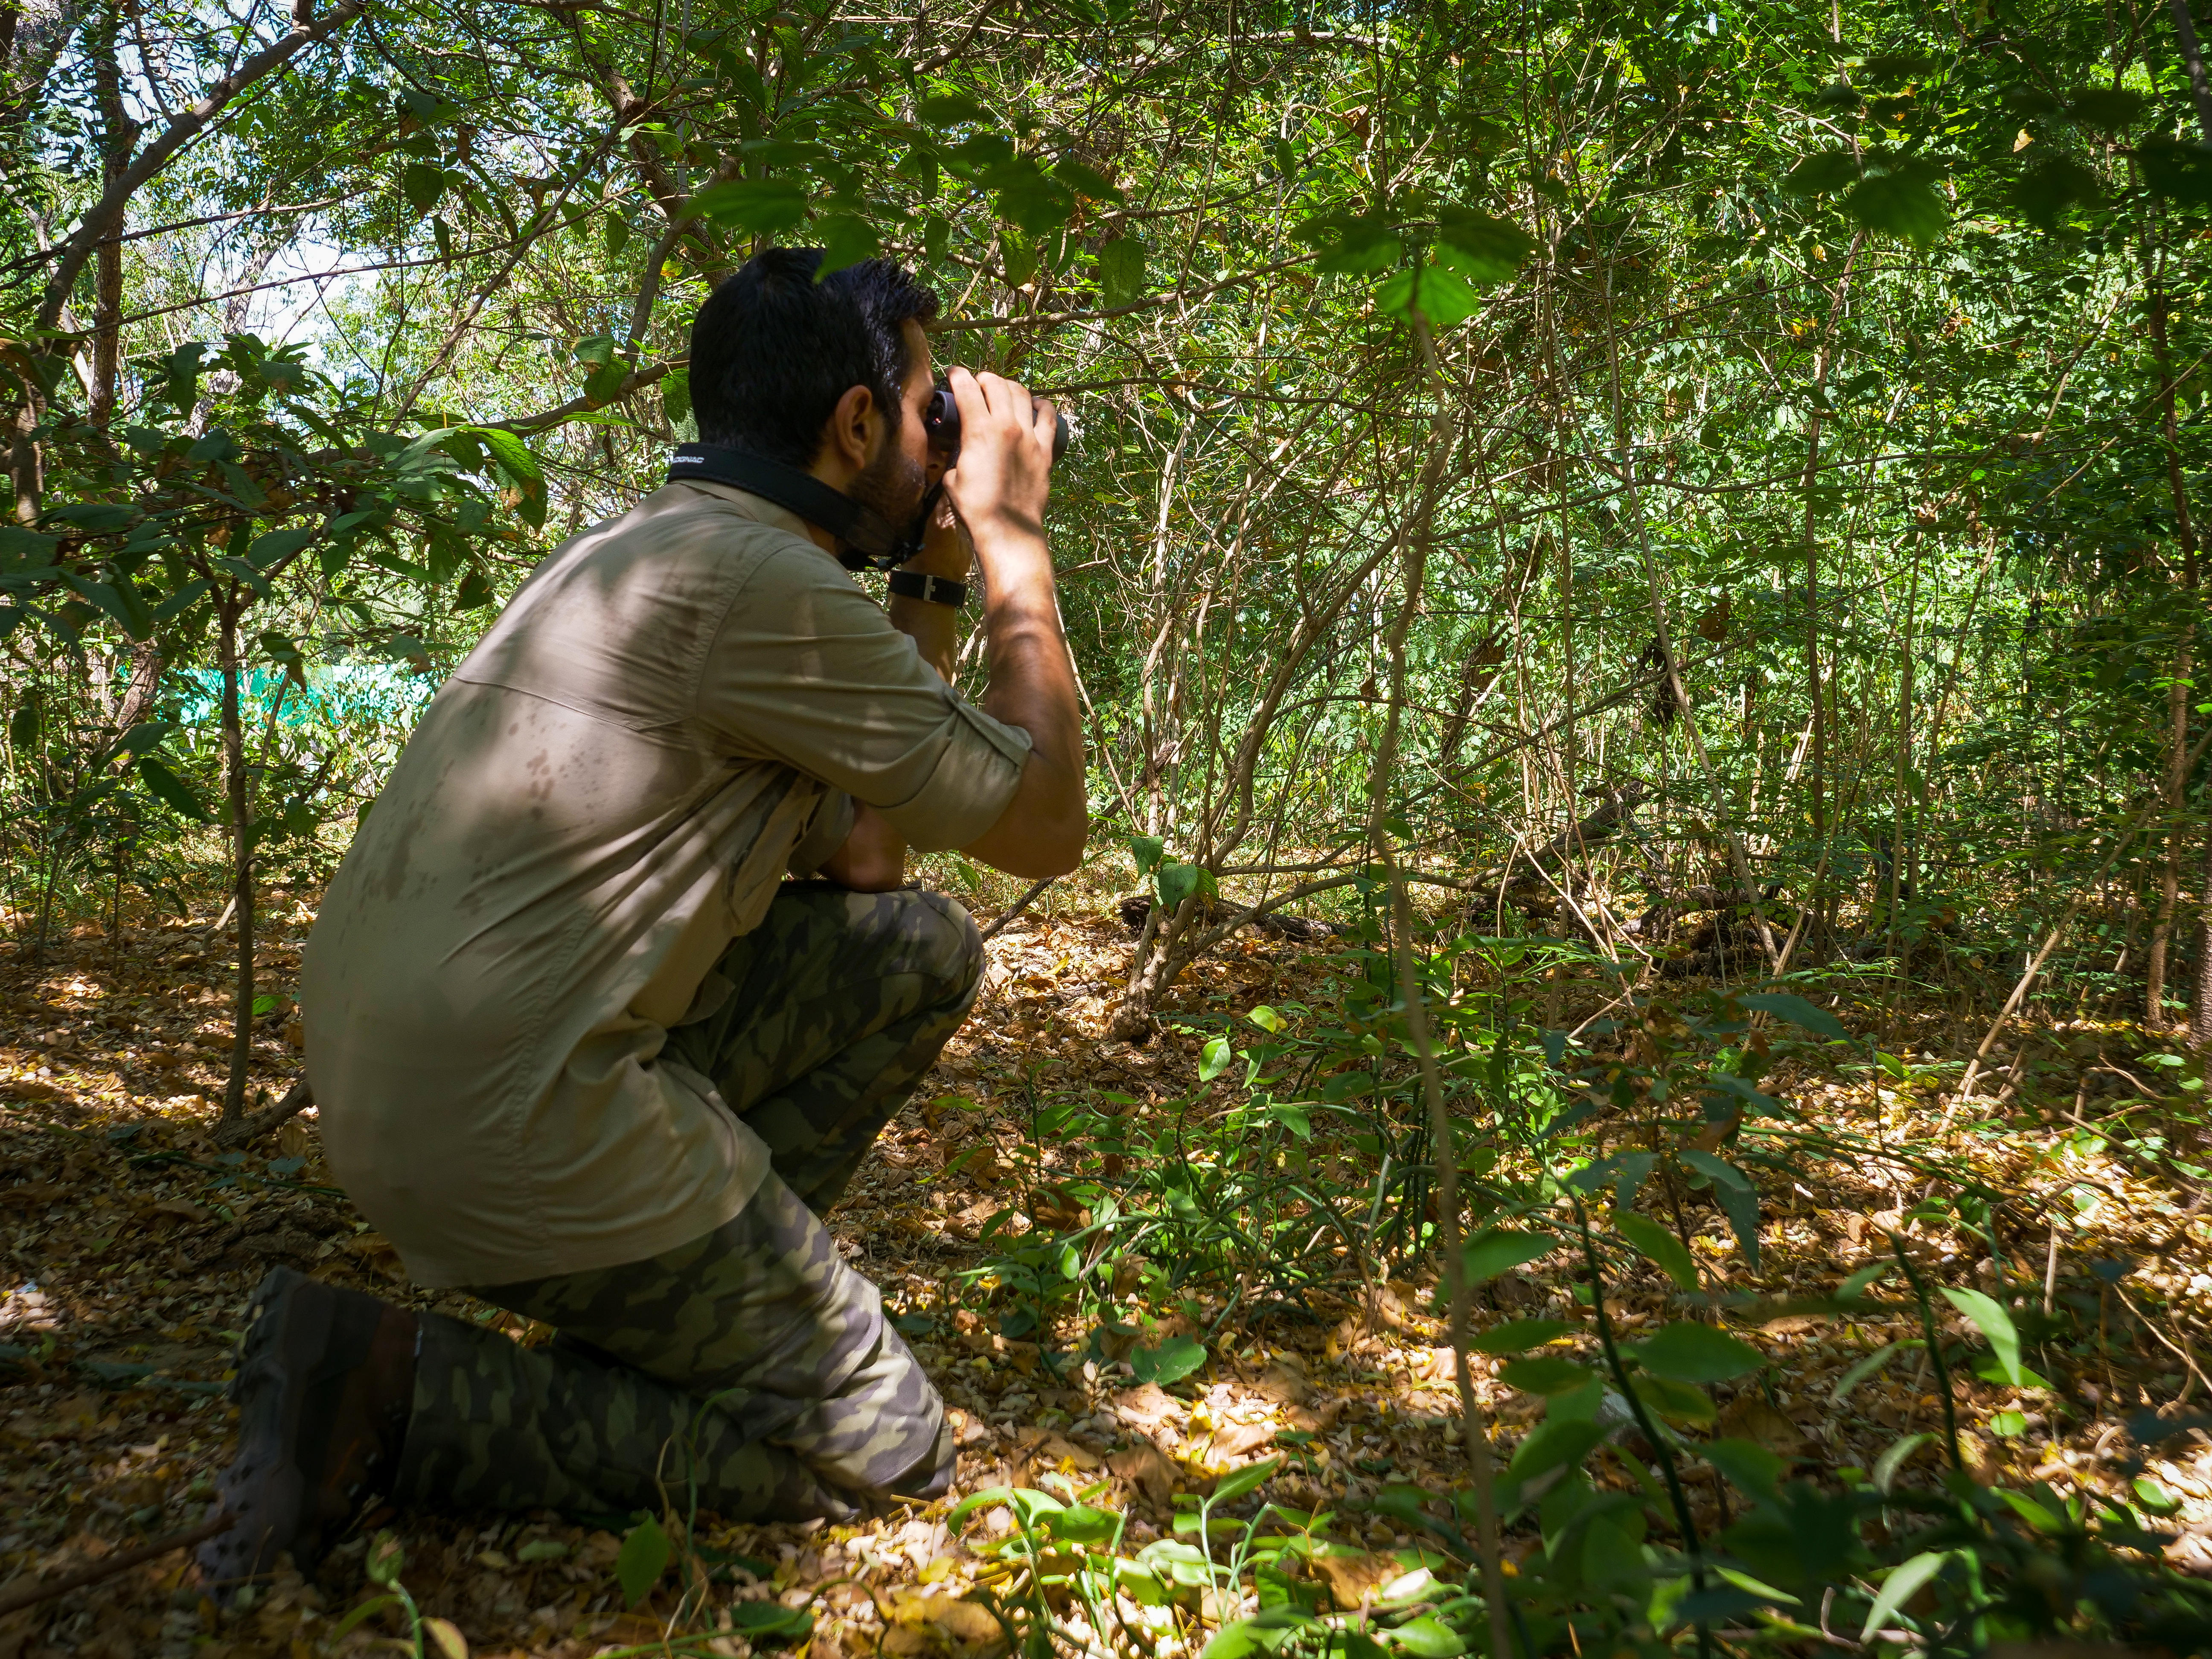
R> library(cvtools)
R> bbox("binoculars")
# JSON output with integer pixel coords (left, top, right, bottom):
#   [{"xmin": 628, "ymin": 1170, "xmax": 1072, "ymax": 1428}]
[{"xmin": 924, "ymin": 384, "xmax": 1071, "ymax": 463}]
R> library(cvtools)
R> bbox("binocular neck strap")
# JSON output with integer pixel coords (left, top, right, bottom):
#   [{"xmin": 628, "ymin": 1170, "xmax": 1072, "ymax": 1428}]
[{"xmin": 666, "ymin": 443, "xmax": 904, "ymax": 570}]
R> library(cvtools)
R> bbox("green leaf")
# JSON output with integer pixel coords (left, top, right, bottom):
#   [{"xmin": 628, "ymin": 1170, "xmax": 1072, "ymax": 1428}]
[
  {"xmin": 1156, "ymin": 859, "xmax": 1201, "ymax": 911},
  {"xmin": 1127, "ymin": 834, "xmax": 1166, "ymax": 876},
  {"xmin": 248, "ymin": 526, "xmax": 314, "ymax": 569},
  {"xmin": 1056, "ymin": 157, "xmax": 1121, "ymax": 201},
  {"xmin": 402, "ymin": 161, "xmax": 444, "ymax": 215},
  {"xmin": 1202, "ymin": 1610, "xmax": 1314, "ymax": 1659},
  {"xmin": 1098, "ymin": 235, "xmax": 1148, "ymax": 307},
  {"xmin": 2141, "ymin": 137, "xmax": 2212, "ymax": 205},
  {"xmin": 995, "ymin": 167, "xmax": 1077, "ymax": 235},
  {"xmin": 1247, "ymin": 1004, "xmax": 1285, "ymax": 1033},
  {"xmin": 328, "ymin": 1594, "xmax": 403, "ymax": 1641},
  {"xmin": 472, "ymin": 426, "xmax": 547, "ymax": 527},
  {"xmin": 1462, "ymin": 1228, "xmax": 1555, "ymax": 1283},
  {"xmin": 111, "ymin": 719, "xmax": 174, "ymax": 758},
  {"xmin": 1309, "ymin": 214, "xmax": 1400, "ymax": 274},
  {"xmin": 1211, "ymin": 1455, "xmax": 1282, "ymax": 1506},
  {"xmin": 584, "ymin": 357, "xmax": 631, "ymax": 403},
  {"xmin": 1781, "ymin": 149, "xmax": 1858, "ymax": 198},
  {"xmin": 1738, "ymin": 992, "xmax": 1850, "ymax": 1042},
  {"xmin": 1631, "ymin": 1321, "xmax": 1765, "ymax": 1383},
  {"xmin": 1132, "ymin": 1334, "xmax": 1206, "ymax": 1384},
  {"xmin": 1465, "ymin": 1318, "xmax": 1569, "ymax": 1355},
  {"xmin": 1045, "ymin": 1502, "xmax": 1122, "ymax": 1543},
  {"xmin": 1939, "ymin": 1286, "xmax": 2025, "ymax": 1387},
  {"xmin": 137, "ymin": 754, "xmax": 210, "ymax": 821},
  {"xmin": 815, "ymin": 214, "xmax": 882, "ymax": 278},
  {"xmin": 60, "ymin": 573, "xmax": 153, "ymax": 640},
  {"xmin": 2068, "ymin": 87, "xmax": 2146, "ymax": 131},
  {"xmin": 1704, "ymin": 1437, "xmax": 1786, "ymax": 1500},
  {"xmin": 1503, "ymin": 1417, "xmax": 1608, "ymax": 1488},
  {"xmin": 1615, "ymin": 1211, "xmax": 1700, "ymax": 1291},
  {"xmin": 2134, "ymin": 1475, "xmax": 2183, "ymax": 1516},
  {"xmin": 1677, "ymin": 1150, "xmax": 1747, "ymax": 1191},
  {"xmin": 2013, "ymin": 155, "xmax": 2101, "ymax": 231},
  {"xmin": 1434, "ymin": 206, "xmax": 1535, "ymax": 284},
  {"xmin": 917, "ymin": 90, "xmax": 991, "ymax": 125},
  {"xmin": 1838, "ymin": 1262, "xmax": 1891, "ymax": 1303},
  {"xmin": 1843, "ymin": 168, "xmax": 1947, "ymax": 247},
  {"xmin": 689, "ymin": 176, "xmax": 809, "ymax": 233},
  {"xmin": 1629, "ymin": 1372, "xmax": 1718, "ymax": 1426},
  {"xmin": 1389, "ymin": 1616, "xmax": 1464, "ymax": 1658},
  {"xmin": 662, "ymin": 367, "xmax": 693, "ymax": 428},
  {"xmin": 1376, "ymin": 260, "xmax": 1483, "ymax": 328},
  {"xmin": 615, "ymin": 1513, "xmax": 671, "ymax": 1607},
  {"xmin": 728, "ymin": 1601, "xmax": 812, "ymax": 1638},
  {"xmin": 44, "ymin": 502, "xmax": 132, "ymax": 531},
  {"xmin": 454, "ymin": 566, "xmax": 495, "ymax": 611},
  {"xmin": 1832, "ymin": 1341, "xmax": 1905, "ymax": 1403},
  {"xmin": 1872, "ymin": 1432, "xmax": 1931, "ymax": 1493},
  {"xmin": 1498, "ymin": 1356, "xmax": 1594, "ymax": 1395},
  {"xmin": 1676, "ymin": 1150, "xmax": 1761, "ymax": 1265},
  {"xmin": 1199, "ymin": 1036, "xmax": 1233, "ymax": 1081},
  {"xmin": 1860, "ymin": 1550, "xmax": 1949, "ymax": 1641},
  {"xmin": 604, "ymin": 214, "xmax": 631, "ymax": 259},
  {"xmin": 0, "ymin": 525, "xmax": 57, "ymax": 565}
]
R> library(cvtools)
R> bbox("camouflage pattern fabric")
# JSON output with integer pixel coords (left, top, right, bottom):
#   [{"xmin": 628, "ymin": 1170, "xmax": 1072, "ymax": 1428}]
[
  {"xmin": 668, "ymin": 881, "xmax": 986, "ymax": 1211},
  {"xmin": 390, "ymin": 883, "xmax": 981, "ymax": 1523}
]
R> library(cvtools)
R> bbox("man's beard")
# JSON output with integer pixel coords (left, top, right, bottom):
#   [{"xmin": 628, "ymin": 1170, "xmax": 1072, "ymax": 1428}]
[{"xmin": 847, "ymin": 432, "xmax": 927, "ymax": 534}]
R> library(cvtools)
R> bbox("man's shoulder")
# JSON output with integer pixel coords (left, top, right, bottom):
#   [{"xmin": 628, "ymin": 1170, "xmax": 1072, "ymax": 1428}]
[{"xmin": 557, "ymin": 483, "xmax": 855, "ymax": 596}]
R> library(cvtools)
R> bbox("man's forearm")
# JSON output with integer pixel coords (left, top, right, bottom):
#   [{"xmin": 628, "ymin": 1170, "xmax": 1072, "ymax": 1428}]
[
  {"xmin": 970, "ymin": 521, "xmax": 1086, "ymax": 870},
  {"xmin": 886, "ymin": 592, "xmax": 960, "ymax": 682},
  {"xmin": 977, "ymin": 537, "xmax": 1078, "ymax": 768}
]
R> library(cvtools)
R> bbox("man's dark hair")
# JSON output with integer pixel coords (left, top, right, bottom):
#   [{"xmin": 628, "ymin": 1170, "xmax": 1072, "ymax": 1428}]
[{"xmin": 689, "ymin": 249, "xmax": 940, "ymax": 466}]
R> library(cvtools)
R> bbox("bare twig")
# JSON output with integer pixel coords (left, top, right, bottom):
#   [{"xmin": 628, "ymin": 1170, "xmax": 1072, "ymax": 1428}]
[
  {"xmin": 0, "ymin": 1510, "xmax": 233, "ymax": 1617},
  {"xmin": 210, "ymin": 1075, "xmax": 312, "ymax": 1149},
  {"xmin": 979, "ymin": 877, "xmax": 1055, "ymax": 943}
]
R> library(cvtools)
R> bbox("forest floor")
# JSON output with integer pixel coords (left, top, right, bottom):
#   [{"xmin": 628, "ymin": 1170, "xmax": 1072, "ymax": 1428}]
[{"xmin": 1, "ymin": 890, "xmax": 2210, "ymax": 1658}]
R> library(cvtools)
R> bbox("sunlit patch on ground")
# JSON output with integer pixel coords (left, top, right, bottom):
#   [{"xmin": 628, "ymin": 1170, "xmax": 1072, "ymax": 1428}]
[{"xmin": 2, "ymin": 895, "xmax": 2210, "ymax": 1654}]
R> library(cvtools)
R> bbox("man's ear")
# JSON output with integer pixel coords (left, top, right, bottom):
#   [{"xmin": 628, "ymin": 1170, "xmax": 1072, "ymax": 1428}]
[{"xmin": 818, "ymin": 383, "xmax": 879, "ymax": 479}]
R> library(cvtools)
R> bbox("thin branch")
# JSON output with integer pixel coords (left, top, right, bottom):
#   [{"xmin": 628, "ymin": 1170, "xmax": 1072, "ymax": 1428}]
[{"xmin": 37, "ymin": 0, "xmax": 373, "ymax": 334}]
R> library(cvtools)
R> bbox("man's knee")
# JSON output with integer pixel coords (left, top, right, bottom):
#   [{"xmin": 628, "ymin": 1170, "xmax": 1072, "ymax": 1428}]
[{"xmin": 904, "ymin": 889, "xmax": 985, "ymax": 1012}]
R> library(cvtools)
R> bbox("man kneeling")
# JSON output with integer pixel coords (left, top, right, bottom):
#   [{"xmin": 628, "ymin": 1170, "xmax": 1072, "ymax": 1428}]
[{"xmin": 201, "ymin": 248, "xmax": 1085, "ymax": 1586}]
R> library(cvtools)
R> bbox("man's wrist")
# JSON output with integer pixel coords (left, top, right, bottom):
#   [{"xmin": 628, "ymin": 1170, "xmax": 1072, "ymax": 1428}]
[{"xmin": 899, "ymin": 547, "xmax": 974, "ymax": 580}]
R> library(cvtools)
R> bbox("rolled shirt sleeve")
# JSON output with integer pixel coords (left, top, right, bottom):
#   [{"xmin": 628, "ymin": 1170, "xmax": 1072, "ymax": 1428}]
[{"xmin": 700, "ymin": 544, "xmax": 1033, "ymax": 853}]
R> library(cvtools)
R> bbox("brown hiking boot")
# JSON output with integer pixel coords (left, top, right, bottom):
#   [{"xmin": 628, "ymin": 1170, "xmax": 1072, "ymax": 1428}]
[{"xmin": 198, "ymin": 1266, "xmax": 416, "ymax": 1596}]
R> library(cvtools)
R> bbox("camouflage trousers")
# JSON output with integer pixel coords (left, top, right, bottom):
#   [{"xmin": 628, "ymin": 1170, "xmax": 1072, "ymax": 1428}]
[{"xmin": 390, "ymin": 883, "xmax": 984, "ymax": 1525}]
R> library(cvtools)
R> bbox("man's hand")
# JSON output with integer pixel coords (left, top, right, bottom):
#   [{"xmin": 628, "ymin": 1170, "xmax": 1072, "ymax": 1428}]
[
  {"xmin": 938, "ymin": 367, "xmax": 1086, "ymax": 881},
  {"xmin": 816, "ymin": 803, "xmax": 907, "ymax": 892},
  {"xmin": 940, "ymin": 367, "xmax": 1055, "ymax": 546}
]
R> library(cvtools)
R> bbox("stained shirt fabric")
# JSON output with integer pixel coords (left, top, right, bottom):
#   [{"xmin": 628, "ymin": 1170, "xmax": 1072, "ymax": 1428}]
[{"xmin": 300, "ymin": 480, "xmax": 1031, "ymax": 1288}]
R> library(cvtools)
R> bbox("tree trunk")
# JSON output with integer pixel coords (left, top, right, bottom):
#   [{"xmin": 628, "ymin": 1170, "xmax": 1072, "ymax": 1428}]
[
  {"xmin": 2150, "ymin": 652, "xmax": 2191, "ymax": 1027},
  {"xmin": 2193, "ymin": 824, "xmax": 2212, "ymax": 1049},
  {"xmin": 86, "ymin": 0, "xmax": 133, "ymax": 432},
  {"xmin": 218, "ymin": 599, "xmax": 255, "ymax": 1124},
  {"xmin": 2172, "ymin": 0, "xmax": 2212, "ymax": 145},
  {"xmin": 2142, "ymin": 209, "xmax": 2200, "ymax": 1028}
]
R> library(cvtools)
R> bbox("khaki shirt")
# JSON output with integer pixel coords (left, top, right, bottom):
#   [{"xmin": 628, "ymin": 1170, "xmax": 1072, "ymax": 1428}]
[{"xmin": 300, "ymin": 482, "xmax": 1030, "ymax": 1288}]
